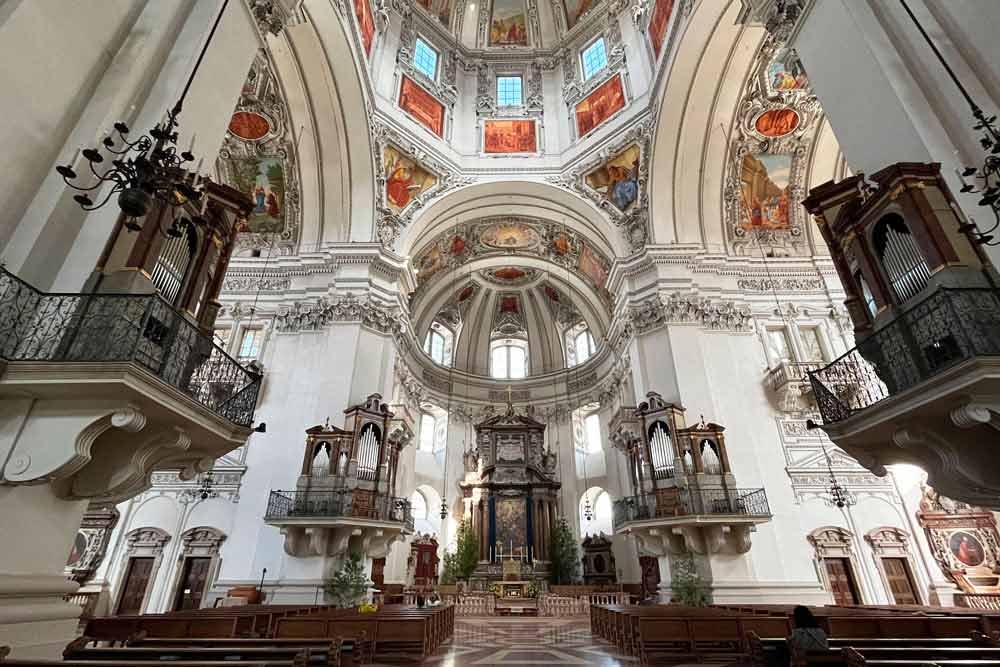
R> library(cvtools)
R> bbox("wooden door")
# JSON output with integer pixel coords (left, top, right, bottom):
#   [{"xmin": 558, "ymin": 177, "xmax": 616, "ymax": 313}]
[
  {"xmin": 172, "ymin": 557, "xmax": 211, "ymax": 611},
  {"xmin": 116, "ymin": 557, "xmax": 154, "ymax": 615},
  {"xmin": 882, "ymin": 557, "xmax": 919, "ymax": 604},
  {"xmin": 639, "ymin": 556, "xmax": 661, "ymax": 601},
  {"xmin": 824, "ymin": 557, "xmax": 860, "ymax": 605},
  {"xmin": 371, "ymin": 557, "xmax": 386, "ymax": 588}
]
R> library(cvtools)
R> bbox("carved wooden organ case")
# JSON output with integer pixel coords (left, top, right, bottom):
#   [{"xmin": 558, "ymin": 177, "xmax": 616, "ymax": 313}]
[{"xmin": 461, "ymin": 405, "xmax": 560, "ymax": 564}]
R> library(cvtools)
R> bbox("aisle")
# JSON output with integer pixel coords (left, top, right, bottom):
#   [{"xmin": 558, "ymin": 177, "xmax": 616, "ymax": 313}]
[{"xmin": 419, "ymin": 618, "xmax": 635, "ymax": 666}]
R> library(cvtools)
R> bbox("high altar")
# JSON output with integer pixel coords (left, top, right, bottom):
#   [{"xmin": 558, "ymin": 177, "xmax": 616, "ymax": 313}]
[{"xmin": 461, "ymin": 402, "xmax": 560, "ymax": 590}]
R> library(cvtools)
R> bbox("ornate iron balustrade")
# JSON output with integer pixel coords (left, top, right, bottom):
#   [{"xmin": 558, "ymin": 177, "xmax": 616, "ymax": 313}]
[
  {"xmin": 0, "ymin": 268, "xmax": 261, "ymax": 427},
  {"xmin": 808, "ymin": 287, "xmax": 1000, "ymax": 424},
  {"xmin": 612, "ymin": 487, "xmax": 770, "ymax": 530},
  {"xmin": 265, "ymin": 490, "xmax": 413, "ymax": 530}
]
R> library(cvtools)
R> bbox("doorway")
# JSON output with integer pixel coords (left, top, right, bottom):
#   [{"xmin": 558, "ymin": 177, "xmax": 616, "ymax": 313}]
[
  {"xmin": 639, "ymin": 556, "xmax": 661, "ymax": 601},
  {"xmin": 882, "ymin": 557, "xmax": 919, "ymax": 604},
  {"xmin": 371, "ymin": 557, "xmax": 386, "ymax": 588},
  {"xmin": 116, "ymin": 557, "xmax": 155, "ymax": 615},
  {"xmin": 172, "ymin": 557, "xmax": 212, "ymax": 611},
  {"xmin": 823, "ymin": 557, "xmax": 861, "ymax": 605}
]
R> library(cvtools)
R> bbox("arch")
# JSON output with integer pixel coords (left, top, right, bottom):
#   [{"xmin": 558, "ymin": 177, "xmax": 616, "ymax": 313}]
[
  {"xmin": 580, "ymin": 486, "xmax": 613, "ymax": 538},
  {"xmin": 412, "ymin": 484, "xmax": 442, "ymax": 536}
]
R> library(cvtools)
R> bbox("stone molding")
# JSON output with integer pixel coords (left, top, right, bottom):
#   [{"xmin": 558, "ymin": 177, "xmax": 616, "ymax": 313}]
[
  {"xmin": 274, "ymin": 293, "xmax": 403, "ymax": 333},
  {"xmin": 625, "ymin": 292, "xmax": 754, "ymax": 335}
]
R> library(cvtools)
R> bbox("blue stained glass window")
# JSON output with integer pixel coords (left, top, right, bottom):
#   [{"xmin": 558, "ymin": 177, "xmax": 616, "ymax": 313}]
[
  {"xmin": 414, "ymin": 38, "xmax": 439, "ymax": 79},
  {"xmin": 497, "ymin": 76, "xmax": 523, "ymax": 106},
  {"xmin": 581, "ymin": 38, "xmax": 608, "ymax": 80}
]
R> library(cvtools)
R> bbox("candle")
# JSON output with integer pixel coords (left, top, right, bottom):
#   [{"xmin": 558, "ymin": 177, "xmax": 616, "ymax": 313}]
[
  {"xmin": 188, "ymin": 132, "xmax": 197, "ymax": 153},
  {"xmin": 68, "ymin": 147, "xmax": 81, "ymax": 165}
]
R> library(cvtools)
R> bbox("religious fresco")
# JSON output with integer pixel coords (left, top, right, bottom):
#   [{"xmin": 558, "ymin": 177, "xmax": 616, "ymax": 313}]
[
  {"xmin": 739, "ymin": 153, "xmax": 791, "ymax": 230},
  {"xmin": 489, "ymin": 0, "xmax": 529, "ymax": 46},
  {"xmin": 229, "ymin": 156, "xmax": 286, "ymax": 234},
  {"xmin": 575, "ymin": 74, "xmax": 626, "ymax": 137},
  {"xmin": 415, "ymin": 245, "xmax": 446, "ymax": 283},
  {"xmin": 383, "ymin": 146, "xmax": 437, "ymax": 212},
  {"xmin": 767, "ymin": 51, "xmax": 809, "ymax": 93},
  {"xmin": 480, "ymin": 221, "xmax": 542, "ymax": 250},
  {"xmin": 484, "ymin": 119, "xmax": 537, "ymax": 153},
  {"xmin": 577, "ymin": 242, "xmax": 610, "ymax": 288},
  {"xmin": 918, "ymin": 486, "xmax": 1000, "ymax": 593},
  {"xmin": 648, "ymin": 0, "xmax": 674, "ymax": 59},
  {"xmin": 227, "ymin": 111, "xmax": 271, "ymax": 141},
  {"xmin": 754, "ymin": 108, "xmax": 800, "ymax": 138},
  {"xmin": 354, "ymin": 0, "xmax": 376, "ymax": 56},
  {"xmin": 483, "ymin": 266, "xmax": 537, "ymax": 285},
  {"xmin": 399, "ymin": 77, "xmax": 446, "ymax": 137},
  {"xmin": 495, "ymin": 497, "xmax": 527, "ymax": 548},
  {"xmin": 499, "ymin": 295, "xmax": 520, "ymax": 313},
  {"xmin": 585, "ymin": 143, "xmax": 640, "ymax": 211},
  {"xmin": 417, "ymin": 0, "xmax": 452, "ymax": 27},
  {"xmin": 563, "ymin": 0, "xmax": 596, "ymax": 28}
]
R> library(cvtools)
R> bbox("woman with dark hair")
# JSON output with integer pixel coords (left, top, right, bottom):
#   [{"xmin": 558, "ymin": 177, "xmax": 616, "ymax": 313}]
[{"xmin": 787, "ymin": 605, "xmax": 829, "ymax": 654}]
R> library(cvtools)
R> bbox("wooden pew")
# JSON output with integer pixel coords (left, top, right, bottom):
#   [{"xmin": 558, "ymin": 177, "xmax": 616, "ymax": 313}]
[{"xmin": 63, "ymin": 637, "xmax": 343, "ymax": 667}]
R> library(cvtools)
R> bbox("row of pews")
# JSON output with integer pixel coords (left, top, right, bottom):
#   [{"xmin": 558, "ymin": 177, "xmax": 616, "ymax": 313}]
[
  {"xmin": 591, "ymin": 603, "xmax": 1000, "ymax": 666},
  {"xmin": 0, "ymin": 603, "xmax": 454, "ymax": 666}
]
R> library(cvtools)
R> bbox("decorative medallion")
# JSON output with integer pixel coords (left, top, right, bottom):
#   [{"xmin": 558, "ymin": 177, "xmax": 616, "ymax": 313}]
[
  {"xmin": 482, "ymin": 266, "xmax": 538, "ymax": 285},
  {"xmin": 228, "ymin": 111, "xmax": 271, "ymax": 141},
  {"xmin": 753, "ymin": 108, "xmax": 800, "ymax": 138}
]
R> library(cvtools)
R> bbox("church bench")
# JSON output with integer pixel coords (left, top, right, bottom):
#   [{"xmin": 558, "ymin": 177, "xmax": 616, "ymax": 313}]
[
  {"xmin": 84, "ymin": 617, "xmax": 243, "ymax": 641},
  {"xmin": 63, "ymin": 642, "xmax": 342, "ymax": 666},
  {"xmin": 748, "ymin": 631, "xmax": 1000, "ymax": 667},
  {"xmin": 273, "ymin": 607, "xmax": 452, "ymax": 658}
]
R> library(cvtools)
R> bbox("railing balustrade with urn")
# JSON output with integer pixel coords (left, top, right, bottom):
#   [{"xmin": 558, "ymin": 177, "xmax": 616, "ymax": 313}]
[
  {"xmin": 265, "ymin": 490, "xmax": 414, "ymax": 531},
  {"xmin": 954, "ymin": 593, "xmax": 1000, "ymax": 610},
  {"xmin": 808, "ymin": 287, "xmax": 1000, "ymax": 424},
  {"xmin": 611, "ymin": 487, "xmax": 770, "ymax": 530},
  {"xmin": 0, "ymin": 268, "xmax": 261, "ymax": 427}
]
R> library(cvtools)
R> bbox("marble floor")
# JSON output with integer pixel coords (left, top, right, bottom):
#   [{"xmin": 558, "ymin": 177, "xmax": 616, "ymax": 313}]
[{"xmin": 376, "ymin": 618, "xmax": 638, "ymax": 666}]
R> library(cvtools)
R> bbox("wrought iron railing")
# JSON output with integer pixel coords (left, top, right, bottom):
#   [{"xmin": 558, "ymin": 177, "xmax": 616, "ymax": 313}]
[
  {"xmin": 808, "ymin": 287, "xmax": 1000, "ymax": 424},
  {"xmin": 264, "ymin": 490, "xmax": 414, "ymax": 531},
  {"xmin": 0, "ymin": 268, "xmax": 260, "ymax": 426},
  {"xmin": 612, "ymin": 487, "xmax": 770, "ymax": 530}
]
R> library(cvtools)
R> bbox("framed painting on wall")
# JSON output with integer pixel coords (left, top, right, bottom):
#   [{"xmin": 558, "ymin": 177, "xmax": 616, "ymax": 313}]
[
  {"xmin": 399, "ymin": 76, "xmax": 446, "ymax": 137},
  {"xmin": 575, "ymin": 74, "xmax": 626, "ymax": 137},
  {"xmin": 489, "ymin": 0, "xmax": 529, "ymax": 46},
  {"xmin": 354, "ymin": 0, "xmax": 375, "ymax": 56},
  {"xmin": 417, "ymin": 0, "xmax": 452, "ymax": 27},
  {"xmin": 739, "ymin": 153, "xmax": 791, "ymax": 230},
  {"xmin": 383, "ymin": 146, "xmax": 437, "ymax": 212},
  {"xmin": 229, "ymin": 156, "xmax": 287, "ymax": 234},
  {"xmin": 648, "ymin": 0, "xmax": 674, "ymax": 59},
  {"xmin": 483, "ymin": 119, "xmax": 537, "ymax": 154},
  {"xmin": 585, "ymin": 143, "xmax": 640, "ymax": 212}
]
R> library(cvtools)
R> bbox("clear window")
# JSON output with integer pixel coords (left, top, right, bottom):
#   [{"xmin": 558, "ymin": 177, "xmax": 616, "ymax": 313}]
[
  {"xmin": 799, "ymin": 327, "xmax": 826, "ymax": 362},
  {"xmin": 424, "ymin": 330, "xmax": 446, "ymax": 364},
  {"xmin": 765, "ymin": 328, "xmax": 792, "ymax": 364},
  {"xmin": 574, "ymin": 329, "xmax": 596, "ymax": 365},
  {"xmin": 497, "ymin": 76, "xmax": 523, "ymax": 106},
  {"xmin": 581, "ymin": 38, "xmax": 608, "ymax": 81},
  {"xmin": 410, "ymin": 490, "xmax": 428, "ymax": 519},
  {"xmin": 414, "ymin": 38, "xmax": 439, "ymax": 79},
  {"xmin": 584, "ymin": 413, "xmax": 602, "ymax": 454},
  {"xmin": 238, "ymin": 328, "xmax": 263, "ymax": 361},
  {"xmin": 419, "ymin": 413, "xmax": 436, "ymax": 452},
  {"xmin": 490, "ymin": 339, "xmax": 528, "ymax": 379}
]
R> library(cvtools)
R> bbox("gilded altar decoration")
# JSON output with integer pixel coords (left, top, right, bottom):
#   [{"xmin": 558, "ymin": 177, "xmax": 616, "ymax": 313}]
[
  {"xmin": 563, "ymin": 0, "xmax": 596, "ymax": 29},
  {"xmin": 354, "ymin": 0, "xmax": 376, "ymax": 55},
  {"xmin": 585, "ymin": 143, "xmax": 640, "ymax": 212},
  {"xmin": 383, "ymin": 146, "xmax": 437, "ymax": 212},
  {"xmin": 228, "ymin": 111, "xmax": 271, "ymax": 141},
  {"xmin": 739, "ymin": 154, "xmax": 791, "ymax": 230},
  {"xmin": 489, "ymin": 0, "xmax": 529, "ymax": 46},
  {"xmin": 417, "ymin": 0, "xmax": 452, "ymax": 27},
  {"xmin": 575, "ymin": 74, "xmax": 626, "ymax": 137},
  {"xmin": 399, "ymin": 77, "xmax": 445, "ymax": 137},
  {"xmin": 648, "ymin": 0, "xmax": 674, "ymax": 59},
  {"xmin": 917, "ymin": 485, "xmax": 1000, "ymax": 593},
  {"xmin": 484, "ymin": 120, "xmax": 537, "ymax": 153},
  {"xmin": 753, "ymin": 108, "xmax": 800, "ymax": 138}
]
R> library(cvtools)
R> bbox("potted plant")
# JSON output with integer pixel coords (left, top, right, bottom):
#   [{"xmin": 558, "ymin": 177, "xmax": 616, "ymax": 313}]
[{"xmin": 324, "ymin": 552, "xmax": 372, "ymax": 608}]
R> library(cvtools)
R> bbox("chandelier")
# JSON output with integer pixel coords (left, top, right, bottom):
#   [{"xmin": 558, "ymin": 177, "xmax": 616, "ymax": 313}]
[
  {"xmin": 823, "ymin": 446, "xmax": 856, "ymax": 509},
  {"xmin": 55, "ymin": 0, "xmax": 231, "ymax": 238},
  {"xmin": 899, "ymin": 0, "xmax": 1000, "ymax": 246}
]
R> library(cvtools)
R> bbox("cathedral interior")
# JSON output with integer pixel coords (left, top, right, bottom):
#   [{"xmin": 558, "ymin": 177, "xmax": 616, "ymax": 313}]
[{"xmin": 1, "ymin": 0, "xmax": 1000, "ymax": 663}]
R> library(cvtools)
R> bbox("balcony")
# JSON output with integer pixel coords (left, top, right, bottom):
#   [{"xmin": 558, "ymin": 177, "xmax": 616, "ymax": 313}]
[
  {"xmin": 0, "ymin": 268, "xmax": 260, "ymax": 427},
  {"xmin": 611, "ymin": 488, "xmax": 771, "ymax": 555},
  {"xmin": 265, "ymin": 490, "xmax": 413, "ymax": 557},
  {"xmin": 808, "ymin": 287, "xmax": 1000, "ymax": 507},
  {"xmin": 764, "ymin": 361, "xmax": 822, "ymax": 412}
]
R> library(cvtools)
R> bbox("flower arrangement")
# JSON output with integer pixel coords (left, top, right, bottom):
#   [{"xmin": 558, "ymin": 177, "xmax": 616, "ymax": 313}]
[
  {"xmin": 525, "ymin": 581, "xmax": 540, "ymax": 598},
  {"xmin": 488, "ymin": 583, "xmax": 501, "ymax": 596},
  {"xmin": 358, "ymin": 601, "xmax": 379, "ymax": 614}
]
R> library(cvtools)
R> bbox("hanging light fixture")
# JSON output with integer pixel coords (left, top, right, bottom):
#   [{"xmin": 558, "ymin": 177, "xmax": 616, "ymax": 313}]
[
  {"xmin": 823, "ymin": 445, "xmax": 856, "ymax": 509},
  {"xmin": 55, "ymin": 0, "xmax": 232, "ymax": 237},
  {"xmin": 898, "ymin": 0, "xmax": 1000, "ymax": 246},
  {"xmin": 197, "ymin": 470, "xmax": 218, "ymax": 501}
]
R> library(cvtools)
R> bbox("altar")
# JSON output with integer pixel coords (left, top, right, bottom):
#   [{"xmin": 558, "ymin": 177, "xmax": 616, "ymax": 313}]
[{"xmin": 497, "ymin": 581, "xmax": 532, "ymax": 598}]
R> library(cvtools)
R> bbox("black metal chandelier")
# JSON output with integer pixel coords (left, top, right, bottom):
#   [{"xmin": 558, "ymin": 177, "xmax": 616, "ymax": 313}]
[
  {"xmin": 56, "ymin": 0, "xmax": 230, "ymax": 238},
  {"xmin": 823, "ymin": 446, "xmax": 856, "ymax": 509},
  {"xmin": 899, "ymin": 0, "xmax": 1000, "ymax": 246}
]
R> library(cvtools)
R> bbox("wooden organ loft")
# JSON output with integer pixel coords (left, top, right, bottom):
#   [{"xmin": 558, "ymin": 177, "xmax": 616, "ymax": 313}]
[
  {"xmin": 803, "ymin": 162, "xmax": 1000, "ymax": 508},
  {"xmin": 609, "ymin": 391, "xmax": 771, "ymax": 555},
  {"xmin": 264, "ymin": 394, "xmax": 415, "ymax": 558}
]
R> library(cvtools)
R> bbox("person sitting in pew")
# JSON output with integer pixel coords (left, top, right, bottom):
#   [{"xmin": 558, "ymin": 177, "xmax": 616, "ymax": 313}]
[
  {"xmin": 787, "ymin": 606, "xmax": 829, "ymax": 654},
  {"xmin": 427, "ymin": 592, "xmax": 441, "ymax": 607}
]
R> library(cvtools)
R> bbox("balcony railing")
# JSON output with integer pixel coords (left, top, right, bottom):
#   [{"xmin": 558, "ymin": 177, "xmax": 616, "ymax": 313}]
[
  {"xmin": 765, "ymin": 360, "xmax": 821, "ymax": 393},
  {"xmin": 265, "ymin": 490, "xmax": 414, "ymax": 531},
  {"xmin": 808, "ymin": 287, "xmax": 1000, "ymax": 424},
  {"xmin": 612, "ymin": 488, "xmax": 770, "ymax": 529},
  {"xmin": 0, "ymin": 268, "xmax": 260, "ymax": 427}
]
